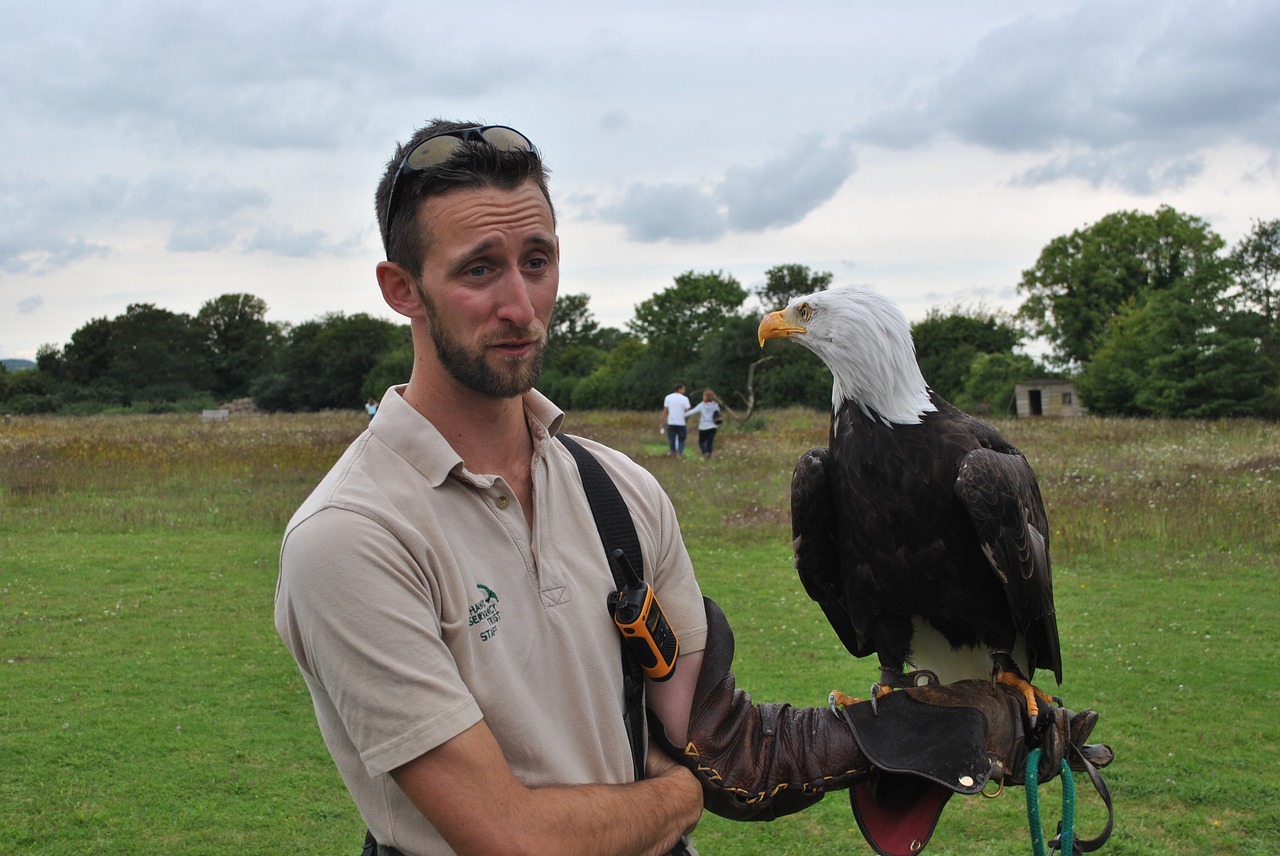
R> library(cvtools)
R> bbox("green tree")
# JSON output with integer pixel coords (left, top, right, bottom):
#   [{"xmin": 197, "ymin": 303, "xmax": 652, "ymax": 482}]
[
  {"xmin": 958, "ymin": 352, "xmax": 1043, "ymax": 416},
  {"xmin": 548, "ymin": 292, "xmax": 602, "ymax": 350},
  {"xmin": 540, "ymin": 343, "xmax": 609, "ymax": 409},
  {"xmin": 572, "ymin": 338, "xmax": 655, "ymax": 410},
  {"xmin": 1017, "ymin": 206, "xmax": 1230, "ymax": 367},
  {"xmin": 53, "ymin": 304, "xmax": 208, "ymax": 405},
  {"xmin": 106, "ymin": 304, "xmax": 208, "ymax": 402},
  {"xmin": 1077, "ymin": 302, "xmax": 1149, "ymax": 416},
  {"xmin": 274, "ymin": 313, "xmax": 404, "ymax": 411},
  {"xmin": 1229, "ymin": 218, "xmax": 1280, "ymax": 408},
  {"xmin": 607, "ymin": 270, "xmax": 750, "ymax": 409},
  {"xmin": 1080, "ymin": 291, "xmax": 1267, "ymax": 417},
  {"xmin": 753, "ymin": 264, "xmax": 833, "ymax": 311},
  {"xmin": 1230, "ymin": 218, "xmax": 1280, "ymax": 327},
  {"xmin": 629, "ymin": 270, "xmax": 748, "ymax": 367},
  {"xmin": 35, "ymin": 344, "xmax": 65, "ymax": 380},
  {"xmin": 195, "ymin": 293, "xmax": 283, "ymax": 399},
  {"xmin": 362, "ymin": 334, "xmax": 414, "ymax": 402},
  {"xmin": 687, "ymin": 315, "xmax": 764, "ymax": 398},
  {"xmin": 911, "ymin": 305, "xmax": 1021, "ymax": 403},
  {"xmin": 541, "ymin": 292, "xmax": 609, "ymax": 407},
  {"xmin": 752, "ymin": 345, "xmax": 830, "ymax": 410},
  {"xmin": 60, "ymin": 316, "xmax": 116, "ymax": 387}
]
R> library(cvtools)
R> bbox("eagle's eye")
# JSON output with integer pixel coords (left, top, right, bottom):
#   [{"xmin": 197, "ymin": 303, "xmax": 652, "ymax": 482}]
[{"xmin": 797, "ymin": 303, "xmax": 813, "ymax": 322}]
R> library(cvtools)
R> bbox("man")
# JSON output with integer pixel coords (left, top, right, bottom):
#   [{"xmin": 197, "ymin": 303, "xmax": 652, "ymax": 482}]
[
  {"xmin": 277, "ymin": 120, "xmax": 705, "ymax": 856},
  {"xmin": 661, "ymin": 383, "xmax": 692, "ymax": 456},
  {"xmin": 275, "ymin": 120, "xmax": 1106, "ymax": 856}
]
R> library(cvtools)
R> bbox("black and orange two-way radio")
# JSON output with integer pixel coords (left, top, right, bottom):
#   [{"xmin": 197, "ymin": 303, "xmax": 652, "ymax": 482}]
[{"xmin": 607, "ymin": 548, "xmax": 679, "ymax": 682}]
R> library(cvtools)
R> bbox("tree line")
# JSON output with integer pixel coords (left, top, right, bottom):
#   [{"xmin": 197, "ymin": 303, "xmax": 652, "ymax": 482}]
[{"xmin": 3, "ymin": 207, "xmax": 1276, "ymax": 419}]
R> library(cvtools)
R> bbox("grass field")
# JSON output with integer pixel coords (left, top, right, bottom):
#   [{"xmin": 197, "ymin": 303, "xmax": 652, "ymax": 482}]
[{"xmin": 2, "ymin": 409, "xmax": 1278, "ymax": 854}]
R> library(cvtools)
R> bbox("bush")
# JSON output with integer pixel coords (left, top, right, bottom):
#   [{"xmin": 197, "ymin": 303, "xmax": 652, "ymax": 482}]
[
  {"xmin": 132, "ymin": 395, "xmax": 219, "ymax": 414},
  {"xmin": 134, "ymin": 382, "xmax": 204, "ymax": 404},
  {"xmin": 3, "ymin": 368, "xmax": 53, "ymax": 401},
  {"xmin": 250, "ymin": 373, "xmax": 296, "ymax": 412},
  {"xmin": 4, "ymin": 393, "xmax": 59, "ymax": 414}
]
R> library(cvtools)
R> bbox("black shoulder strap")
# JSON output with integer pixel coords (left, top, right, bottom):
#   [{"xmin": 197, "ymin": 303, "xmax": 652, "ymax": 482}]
[
  {"xmin": 556, "ymin": 433, "xmax": 647, "ymax": 783},
  {"xmin": 557, "ymin": 433, "xmax": 644, "ymax": 579}
]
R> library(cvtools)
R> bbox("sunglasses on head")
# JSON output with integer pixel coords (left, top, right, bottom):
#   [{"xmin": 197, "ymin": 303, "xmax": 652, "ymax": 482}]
[{"xmin": 383, "ymin": 125, "xmax": 536, "ymax": 229}]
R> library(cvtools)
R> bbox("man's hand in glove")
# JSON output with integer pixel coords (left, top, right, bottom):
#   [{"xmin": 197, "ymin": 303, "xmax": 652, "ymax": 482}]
[
  {"xmin": 839, "ymin": 679, "xmax": 1113, "ymax": 794},
  {"xmin": 839, "ymin": 680, "xmax": 1113, "ymax": 855},
  {"xmin": 648, "ymin": 597, "xmax": 1112, "ymax": 853}
]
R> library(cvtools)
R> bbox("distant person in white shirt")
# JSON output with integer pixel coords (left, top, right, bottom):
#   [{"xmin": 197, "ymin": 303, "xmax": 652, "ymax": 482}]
[{"xmin": 661, "ymin": 383, "xmax": 693, "ymax": 456}]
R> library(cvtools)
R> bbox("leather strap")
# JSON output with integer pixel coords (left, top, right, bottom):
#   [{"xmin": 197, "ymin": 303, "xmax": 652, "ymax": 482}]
[
  {"xmin": 1050, "ymin": 744, "xmax": 1114, "ymax": 853},
  {"xmin": 556, "ymin": 432, "xmax": 647, "ymax": 783}
]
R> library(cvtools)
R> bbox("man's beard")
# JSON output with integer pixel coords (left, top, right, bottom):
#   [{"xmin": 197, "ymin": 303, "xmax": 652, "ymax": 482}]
[
  {"xmin": 418, "ymin": 286, "xmax": 547, "ymax": 397},
  {"xmin": 433, "ymin": 323, "xmax": 546, "ymax": 398}
]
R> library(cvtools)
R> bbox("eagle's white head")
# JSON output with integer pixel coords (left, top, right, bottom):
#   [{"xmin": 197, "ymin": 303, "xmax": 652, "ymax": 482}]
[{"xmin": 758, "ymin": 285, "xmax": 936, "ymax": 424}]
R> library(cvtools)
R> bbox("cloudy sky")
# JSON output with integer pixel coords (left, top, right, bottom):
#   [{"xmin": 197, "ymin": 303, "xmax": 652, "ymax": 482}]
[{"xmin": 2, "ymin": 0, "xmax": 1278, "ymax": 361}]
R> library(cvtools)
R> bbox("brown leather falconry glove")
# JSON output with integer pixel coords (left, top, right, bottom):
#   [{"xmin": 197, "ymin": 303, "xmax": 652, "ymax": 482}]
[
  {"xmin": 646, "ymin": 596, "xmax": 866, "ymax": 820},
  {"xmin": 648, "ymin": 598, "xmax": 1113, "ymax": 853}
]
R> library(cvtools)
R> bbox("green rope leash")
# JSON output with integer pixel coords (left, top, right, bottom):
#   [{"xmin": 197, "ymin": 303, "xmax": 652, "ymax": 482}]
[{"xmin": 1025, "ymin": 747, "xmax": 1076, "ymax": 855}]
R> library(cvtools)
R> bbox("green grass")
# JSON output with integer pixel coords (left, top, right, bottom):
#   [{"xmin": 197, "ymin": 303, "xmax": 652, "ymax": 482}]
[
  {"xmin": 2, "ymin": 410, "xmax": 1278, "ymax": 853},
  {"xmin": 2, "ymin": 529, "xmax": 360, "ymax": 854}
]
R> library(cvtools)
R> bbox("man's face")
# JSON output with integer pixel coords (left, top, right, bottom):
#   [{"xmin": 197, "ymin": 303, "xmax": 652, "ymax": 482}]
[{"xmin": 412, "ymin": 182, "xmax": 559, "ymax": 398}]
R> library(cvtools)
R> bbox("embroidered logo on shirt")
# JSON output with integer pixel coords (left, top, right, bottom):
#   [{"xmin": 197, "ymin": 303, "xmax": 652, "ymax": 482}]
[{"xmin": 469, "ymin": 584, "xmax": 502, "ymax": 641}]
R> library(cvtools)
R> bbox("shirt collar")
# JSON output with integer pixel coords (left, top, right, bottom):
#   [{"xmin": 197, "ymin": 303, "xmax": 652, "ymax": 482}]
[{"xmin": 372, "ymin": 385, "xmax": 564, "ymax": 487}]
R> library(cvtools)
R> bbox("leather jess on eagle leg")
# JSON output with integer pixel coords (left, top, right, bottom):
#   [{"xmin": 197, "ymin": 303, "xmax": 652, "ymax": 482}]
[{"xmin": 647, "ymin": 598, "xmax": 1107, "ymax": 834}]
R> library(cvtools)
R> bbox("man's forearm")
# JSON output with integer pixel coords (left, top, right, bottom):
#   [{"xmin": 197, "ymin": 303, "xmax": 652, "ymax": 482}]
[
  {"xmin": 523, "ymin": 764, "xmax": 701, "ymax": 856},
  {"xmin": 445, "ymin": 764, "xmax": 700, "ymax": 856},
  {"xmin": 393, "ymin": 721, "xmax": 700, "ymax": 856}
]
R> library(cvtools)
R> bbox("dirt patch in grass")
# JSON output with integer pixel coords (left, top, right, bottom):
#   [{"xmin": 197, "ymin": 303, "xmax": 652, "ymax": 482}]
[
  {"xmin": 722, "ymin": 505, "xmax": 790, "ymax": 529},
  {"xmin": 1228, "ymin": 455, "xmax": 1280, "ymax": 475}
]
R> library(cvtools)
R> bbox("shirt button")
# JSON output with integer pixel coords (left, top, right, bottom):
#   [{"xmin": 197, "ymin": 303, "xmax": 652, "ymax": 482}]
[{"xmin": 495, "ymin": 495, "xmax": 510, "ymax": 510}]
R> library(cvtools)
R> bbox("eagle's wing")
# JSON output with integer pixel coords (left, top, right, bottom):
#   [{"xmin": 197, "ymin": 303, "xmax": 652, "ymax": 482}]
[
  {"xmin": 954, "ymin": 448, "xmax": 1063, "ymax": 683},
  {"xmin": 792, "ymin": 447, "xmax": 872, "ymax": 658}
]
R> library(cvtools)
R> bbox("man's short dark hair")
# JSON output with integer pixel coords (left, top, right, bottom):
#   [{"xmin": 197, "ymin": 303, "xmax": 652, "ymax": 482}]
[{"xmin": 375, "ymin": 119, "xmax": 555, "ymax": 279}]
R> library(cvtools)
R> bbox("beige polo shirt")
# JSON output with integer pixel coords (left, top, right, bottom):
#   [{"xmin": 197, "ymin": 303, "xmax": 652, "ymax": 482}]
[{"xmin": 275, "ymin": 386, "xmax": 707, "ymax": 855}]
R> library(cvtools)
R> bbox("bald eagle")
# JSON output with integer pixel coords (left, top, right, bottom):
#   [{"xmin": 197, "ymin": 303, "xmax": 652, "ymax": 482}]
[{"xmin": 758, "ymin": 285, "xmax": 1061, "ymax": 723}]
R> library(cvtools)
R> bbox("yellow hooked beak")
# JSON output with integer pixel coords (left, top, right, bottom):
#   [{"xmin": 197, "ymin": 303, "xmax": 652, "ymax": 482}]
[{"xmin": 758, "ymin": 310, "xmax": 806, "ymax": 347}]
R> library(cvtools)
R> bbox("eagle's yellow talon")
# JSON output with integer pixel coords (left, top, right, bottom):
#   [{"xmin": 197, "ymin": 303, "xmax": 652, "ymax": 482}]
[
  {"xmin": 995, "ymin": 670, "xmax": 1055, "ymax": 722},
  {"xmin": 829, "ymin": 690, "xmax": 860, "ymax": 707}
]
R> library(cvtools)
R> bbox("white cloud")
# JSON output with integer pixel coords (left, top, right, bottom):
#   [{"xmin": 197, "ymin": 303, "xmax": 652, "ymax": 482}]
[
  {"xmin": 719, "ymin": 133, "xmax": 858, "ymax": 232},
  {"xmin": 1, "ymin": 0, "xmax": 1277, "ymax": 360},
  {"xmin": 856, "ymin": 0, "xmax": 1280, "ymax": 192},
  {"xmin": 600, "ymin": 132, "xmax": 858, "ymax": 242},
  {"xmin": 604, "ymin": 182, "xmax": 726, "ymax": 243}
]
